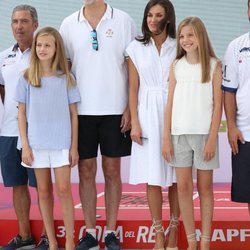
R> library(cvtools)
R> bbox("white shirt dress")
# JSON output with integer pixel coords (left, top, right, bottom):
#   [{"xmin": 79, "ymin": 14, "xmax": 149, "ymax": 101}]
[{"xmin": 126, "ymin": 37, "xmax": 176, "ymax": 187}]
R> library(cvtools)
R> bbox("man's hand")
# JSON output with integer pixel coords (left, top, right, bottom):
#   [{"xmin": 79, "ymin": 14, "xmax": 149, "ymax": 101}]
[
  {"xmin": 120, "ymin": 107, "xmax": 131, "ymax": 133},
  {"xmin": 228, "ymin": 126, "xmax": 245, "ymax": 155}
]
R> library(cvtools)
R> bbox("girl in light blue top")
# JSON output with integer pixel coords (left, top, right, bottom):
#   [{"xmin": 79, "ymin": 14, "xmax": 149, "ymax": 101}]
[{"xmin": 16, "ymin": 27, "xmax": 80, "ymax": 250}]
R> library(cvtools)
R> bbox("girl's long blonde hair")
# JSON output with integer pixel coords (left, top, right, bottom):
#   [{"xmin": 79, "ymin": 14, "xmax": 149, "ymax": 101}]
[
  {"xmin": 176, "ymin": 16, "xmax": 217, "ymax": 83},
  {"xmin": 24, "ymin": 26, "xmax": 74, "ymax": 87}
]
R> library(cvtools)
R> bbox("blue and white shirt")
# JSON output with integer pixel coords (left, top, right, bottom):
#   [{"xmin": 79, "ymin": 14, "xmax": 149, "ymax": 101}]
[
  {"xmin": 15, "ymin": 75, "xmax": 81, "ymax": 150},
  {"xmin": 222, "ymin": 32, "xmax": 250, "ymax": 141}
]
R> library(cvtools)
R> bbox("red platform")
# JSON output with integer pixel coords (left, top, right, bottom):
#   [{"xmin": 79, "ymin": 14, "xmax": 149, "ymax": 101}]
[{"xmin": 0, "ymin": 183, "xmax": 249, "ymax": 249}]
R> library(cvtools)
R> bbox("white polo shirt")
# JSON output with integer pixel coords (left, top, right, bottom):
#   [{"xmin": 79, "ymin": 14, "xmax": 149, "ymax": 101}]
[
  {"xmin": 0, "ymin": 44, "xmax": 30, "ymax": 136},
  {"xmin": 222, "ymin": 32, "xmax": 250, "ymax": 141},
  {"xmin": 60, "ymin": 4, "xmax": 136, "ymax": 115}
]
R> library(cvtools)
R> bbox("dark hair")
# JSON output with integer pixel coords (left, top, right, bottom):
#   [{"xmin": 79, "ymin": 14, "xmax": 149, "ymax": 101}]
[
  {"xmin": 12, "ymin": 4, "xmax": 38, "ymax": 22},
  {"xmin": 136, "ymin": 0, "xmax": 176, "ymax": 45},
  {"xmin": 248, "ymin": 0, "xmax": 250, "ymax": 8}
]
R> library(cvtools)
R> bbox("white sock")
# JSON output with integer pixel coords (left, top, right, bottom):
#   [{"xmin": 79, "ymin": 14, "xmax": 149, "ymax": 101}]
[
  {"xmin": 105, "ymin": 230, "xmax": 116, "ymax": 237},
  {"xmin": 86, "ymin": 228, "xmax": 96, "ymax": 238}
]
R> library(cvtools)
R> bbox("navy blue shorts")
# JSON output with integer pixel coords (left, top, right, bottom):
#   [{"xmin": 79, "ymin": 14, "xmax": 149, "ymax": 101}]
[
  {"xmin": 78, "ymin": 115, "xmax": 131, "ymax": 159},
  {"xmin": 0, "ymin": 136, "xmax": 37, "ymax": 187},
  {"xmin": 231, "ymin": 141, "xmax": 250, "ymax": 203}
]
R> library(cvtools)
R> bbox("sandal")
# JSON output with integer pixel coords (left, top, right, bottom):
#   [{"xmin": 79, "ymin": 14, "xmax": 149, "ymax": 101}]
[
  {"xmin": 152, "ymin": 219, "xmax": 165, "ymax": 250},
  {"xmin": 166, "ymin": 214, "xmax": 179, "ymax": 250},
  {"xmin": 186, "ymin": 233, "xmax": 197, "ymax": 250},
  {"xmin": 200, "ymin": 235, "xmax": 210, "ymax": 242},
  {"xmin": 200, "ymin": 235, "xmax": 210, "ymax": 250}
]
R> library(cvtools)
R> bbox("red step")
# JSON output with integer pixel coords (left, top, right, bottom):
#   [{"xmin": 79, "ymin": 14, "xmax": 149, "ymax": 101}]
[{"xmin": 0, "ymin": 183, "xmax": 249, "ymax": 249}]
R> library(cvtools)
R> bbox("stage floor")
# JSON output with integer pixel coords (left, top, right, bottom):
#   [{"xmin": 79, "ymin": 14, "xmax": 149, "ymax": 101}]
[{"xmin": 0, "ymin": 183, "xmax": 249, "ymax": 249}]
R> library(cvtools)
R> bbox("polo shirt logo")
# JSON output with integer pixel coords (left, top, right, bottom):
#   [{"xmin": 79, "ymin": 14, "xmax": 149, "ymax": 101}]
[
  {"xmin": 7, "ymin": 54, "xmax": 16, "ymax": 58},
  {"xmin": 238, "ymin": 54, "xmax": 250, "ymax": 63},
  {"xmin": 239, "ymin": 47, "xmax": 250, "ymax": 53},
  {"xmin": 2, "ymin": 54, "xmax": 17, "ymax": 66},
  {"xmin": 3, "ymin": 59, "xmax": 16, "ymax": 67},
  {"xmin": 105, "ymin": 29, "xmax": 114, "ymax": 37}
]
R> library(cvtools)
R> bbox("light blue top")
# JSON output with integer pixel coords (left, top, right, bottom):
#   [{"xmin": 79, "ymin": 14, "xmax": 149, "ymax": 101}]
[{"xmin": 15, "ymin": 74, "xmax": 81, "ymax": 150}]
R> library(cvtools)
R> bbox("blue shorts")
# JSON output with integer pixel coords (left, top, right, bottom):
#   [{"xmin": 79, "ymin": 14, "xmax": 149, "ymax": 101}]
[
  {"xmin": 231, "ymin": 141, "xmax": 250, "ymax": 203},
  {"xmin": 0, "ymin": 136, "xmax": 37, "ymax": 187}
]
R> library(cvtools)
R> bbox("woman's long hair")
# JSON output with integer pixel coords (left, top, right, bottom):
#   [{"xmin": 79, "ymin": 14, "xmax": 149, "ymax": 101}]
[{"xmin": 176, "ymin": 17, "xmax": 217, "ymax": 83}]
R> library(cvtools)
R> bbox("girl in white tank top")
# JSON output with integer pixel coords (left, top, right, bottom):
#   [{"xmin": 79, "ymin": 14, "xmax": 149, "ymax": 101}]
[{"xmin": 162, "ymin": 17, "xmax": 222, "ymax": 250}]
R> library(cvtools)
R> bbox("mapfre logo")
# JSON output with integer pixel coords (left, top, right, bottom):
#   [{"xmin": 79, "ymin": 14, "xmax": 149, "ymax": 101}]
[{"xmin": 208, "ymin": 229, "xmax": 250, "ymax": 242}]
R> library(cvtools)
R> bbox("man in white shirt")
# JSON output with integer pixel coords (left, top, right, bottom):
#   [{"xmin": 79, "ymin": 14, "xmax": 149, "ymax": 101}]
[
  {"xmin": 223, "ymin": 0, "xmax": 250, "ymax": 214},
  {"xmin": 0, "ymin": 5, "xmax": 47, "ymax": 250},
  {"xmin": 60, "ymin": 0, "xmax": 136, "ymax": 249}
]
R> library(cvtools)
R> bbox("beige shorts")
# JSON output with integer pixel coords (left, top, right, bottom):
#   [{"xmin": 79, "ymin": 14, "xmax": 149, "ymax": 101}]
[
  {"xmin": 21, "ymin": 149, "xmax": 70, "ymax": 169},
  {"xmin": 170, "ymin": 134, "xmax": 219, "ymax": 170}
]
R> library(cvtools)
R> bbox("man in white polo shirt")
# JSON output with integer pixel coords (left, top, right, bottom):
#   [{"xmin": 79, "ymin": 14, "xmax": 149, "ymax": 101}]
[
  {"xmin": 223, "ymin": 0, "xmax": 250, "ymax": 214},
  {"xmin": 0, "ymin": 5, "xmax": 47, "ymax": 250},
  {"xmin": 60, "ymin": 0, "xmax": 136, "ymax": 249}
]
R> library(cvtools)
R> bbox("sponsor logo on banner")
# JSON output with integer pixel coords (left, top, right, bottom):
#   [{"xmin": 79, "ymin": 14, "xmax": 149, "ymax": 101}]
[{"xmin": 56, "ymin": 225, "xmax": 250, "ymax": 244}]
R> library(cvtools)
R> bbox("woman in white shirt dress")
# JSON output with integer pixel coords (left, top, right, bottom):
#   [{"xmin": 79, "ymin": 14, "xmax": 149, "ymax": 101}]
[{"xmin": 127, "ymin": 1, "xmax": 179, "ymax": 249}]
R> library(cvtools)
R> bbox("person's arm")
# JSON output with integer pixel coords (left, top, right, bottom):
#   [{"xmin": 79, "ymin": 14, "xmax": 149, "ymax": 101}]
[
  {"xmin": 222, "ymin": 40, "xmax": 244, "ymax": 155},
  {"xmin": 0, "ymin": 85, "xmax": 4, "ymax": 103},
  {"xmin": 224, "ymin": 91, "xmax": 244, "ymax": 155},
  {"xmin": 59, "ymin": 20, "xmax": 72, "ymax": 71},
  {"xmin": 203, "ymin": 62, "xmax": 223, "ymax": 161},
  {"xmin": 18, "ymin": 103, "xmax": 33, "ymax": 166},
  {"xmin": 120, "ymin": 58, "xmax": 131, "ymax": 133},
  {"xmin": 0, "ymin": 68, "xmax": 5, "ymax": 103},
  {"xmin": 120, "ymin": 104, "xmax": 131, "ymax": 133},
  {"xmin": 69, "ymin": 103, "xmax": 79, "ymax": 167},
  {"xmin": 162, "ymin": 63, "xmax": 176, "ymax": 162},
  {"xmin": 128, "ymin": 57, "xmax": 142, "ymax": 145},
  {"xmin": 0, "ymin": 53, "xmax": 5, "ymax": 103},
  {"xmin": 120, "ymin": 15, "xmax": 136, "ymax": 134}
]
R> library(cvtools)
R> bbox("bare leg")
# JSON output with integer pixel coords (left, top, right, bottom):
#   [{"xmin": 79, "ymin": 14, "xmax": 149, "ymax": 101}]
[
  {"xmin": 147, "ymin": 184, "xmax": 165, "ymax": 249},
  {"xmin": 37, "ymin": 194, "xmax": 49, "ymax": 237},
  {"xmin": 13, "ymin": 185, "xmax": 31, "ymax": 239},
  {"xmin": 35, "ymin": 169, "xmax": 57, "ymax": 249},
  {"xmin": 197, "ymin": 170, "xmax": 213, "ymax": 250},
  {"xmin": 78, "ymin": 158, "xmax": 97, "ymax": 229},
  {"xmin": 102, "ymin": 156, "xmax": 121, "ymax": 230},
  {"xmin": 54, "ymin": 166, "xmax": 75, "ymax": 250},
  {"xmin": 166, "ymin": 183, "xmax": 180, "ymax": 248},
  {"xmin": 175, "ymin": 167, "xmax": 197, "ymax": 250}
]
